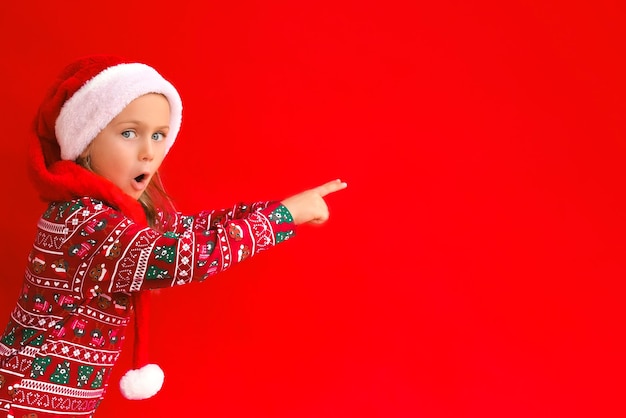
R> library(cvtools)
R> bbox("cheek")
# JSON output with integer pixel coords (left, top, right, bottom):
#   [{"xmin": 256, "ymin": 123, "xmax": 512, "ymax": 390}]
[
  {"xmin": 91, "ymin": 150, "xmax": 129, "ymax": 178},
  {"xmin": 154, "ymin": 144, "xmax": 167, "ymax": 164}
]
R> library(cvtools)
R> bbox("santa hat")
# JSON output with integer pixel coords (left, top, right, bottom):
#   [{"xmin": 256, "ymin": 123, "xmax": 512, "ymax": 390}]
[
  {"xmin": 42, "ymin": 54, "xmax": 183, "ymax": 161},
  {"xmin": 33, "ymin": 55, "xmax": 182, "ymax": 400},
  {"xmin": 119, "ymin": 292, "xmax": 165, "ymax": 400}
]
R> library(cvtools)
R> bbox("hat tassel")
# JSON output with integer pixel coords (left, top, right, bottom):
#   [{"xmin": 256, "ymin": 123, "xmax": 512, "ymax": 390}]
[{"xmin": 119, "ymin": 291, "xmax": 164, "ymax": 400}]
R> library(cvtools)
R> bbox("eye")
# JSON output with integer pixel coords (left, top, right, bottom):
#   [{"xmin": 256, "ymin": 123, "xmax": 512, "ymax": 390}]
[
  {"xmin": 121, "ymin": 130, "xmax": 136, "ymax": 139},
  {"xmin": 151, "ymin": 132, "xmax": 166, "ymax": 141}
]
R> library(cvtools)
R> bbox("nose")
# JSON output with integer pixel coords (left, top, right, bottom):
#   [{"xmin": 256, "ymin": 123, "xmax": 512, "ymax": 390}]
[{"xmin": 138, "ymin": 137, "xmax": 154, "ymax": 161}]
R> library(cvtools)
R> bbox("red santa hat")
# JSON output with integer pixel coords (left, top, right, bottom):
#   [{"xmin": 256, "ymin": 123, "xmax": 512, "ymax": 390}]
[
  {"xmin": 42, "ymin": 54, "xmax": 182, "ymax": 161},
  {"xmin": 119, "ymin": 292, "xmax": 165, "ymax": 400},
  {"xmin": 33, "ymin": 54, "xmax": 182, "ymax": 400}
]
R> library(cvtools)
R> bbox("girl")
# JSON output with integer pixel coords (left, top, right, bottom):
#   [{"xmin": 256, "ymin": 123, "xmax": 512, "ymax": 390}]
[{"xmin": 0, "ymin": 55, "xmax": 346, "ymax": 418}]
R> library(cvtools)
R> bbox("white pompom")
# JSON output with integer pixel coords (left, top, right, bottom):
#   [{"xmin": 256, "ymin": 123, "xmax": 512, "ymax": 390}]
[{"xmin": 119, "ymin": 363, "xmax": 164, "ymax": 400}]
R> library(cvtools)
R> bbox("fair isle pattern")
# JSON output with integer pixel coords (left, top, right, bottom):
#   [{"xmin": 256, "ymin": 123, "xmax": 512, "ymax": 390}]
[
  {"xmin": 25, "ymin": 267, "xmax": 71, "ymax": 293},
  {"xmin": 36, "ymin": 219, "xmax": 68, "ymax": 251},
  {"xmin": 10, "ymin": 305, "xmax": 63, "ymax": 331},
  {"xmin": 131, "ymin": 247, "xmax": 152, "ymax": 291},
  {"xmin": 216, "ymin": 226, "xmax": 232, "ymax": 271},
  {"xmin": 37, "ymin": 218, "xmax": 69, "ymax": 235},
  {"xmin": 1, "ymin": 197, "xmax": 295, "ymax": 416},
  {"xmin": 74, "ymin": 306, "xmax": 129, "ymax": 327},
  {"xmin": 173, "ymin": 230, "xmax": 195, "ymax": 286},
  {"xmin": 120, "ymin": 229, "xmax": 161, "ymax": 292},
  {"xmin": 40, "ymin": 341, "xmax": 119, "ymax": 366},
  {"xmin": 249, "ymin": 211, "xmax": 276, "ymax": 252},
  {"xmin": 19, "ymin": 378, "xmax": 105, "ymax": 400},
  {"xmin": 65, "ymin": 203, "xmax": 103, "ymax": 237},
  {"xmin": 12, "ymin": 378, "xmax": 103, "ymax": 414},
  {"xmin": 3, "ymin": 352, "xmax": 34, "ymax": 374},
  {"xmin": 0, "ymin": 343, "xmax": 14, "ymax": 357}
]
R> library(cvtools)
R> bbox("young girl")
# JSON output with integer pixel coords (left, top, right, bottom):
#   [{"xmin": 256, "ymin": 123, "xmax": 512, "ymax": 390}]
[{"xmin": 0, "ymin": 55, "xmax": 346, "ymax": 418}]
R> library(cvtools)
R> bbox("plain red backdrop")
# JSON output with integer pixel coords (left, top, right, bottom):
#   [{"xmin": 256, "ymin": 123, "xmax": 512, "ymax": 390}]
[{"xmin": 1, "ymin": 1, "xmax": 625, "ymax": 417}]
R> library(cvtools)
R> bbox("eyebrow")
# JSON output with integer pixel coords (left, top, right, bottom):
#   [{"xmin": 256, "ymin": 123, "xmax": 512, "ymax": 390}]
[{"xmin": 114, "ymin": 120, "xmax": 170, "ymax": 130}]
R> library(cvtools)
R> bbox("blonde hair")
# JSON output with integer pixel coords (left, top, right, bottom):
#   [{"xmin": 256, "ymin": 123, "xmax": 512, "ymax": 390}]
[{"xmin": 75, "ymin": 155, "xmax": 175, "ymax": 230}]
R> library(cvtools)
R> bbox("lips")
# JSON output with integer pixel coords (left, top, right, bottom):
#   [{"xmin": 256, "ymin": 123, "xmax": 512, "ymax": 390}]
[{"xmin": 131, "ymin": 172, "xmax": 150, "ymax": 192}]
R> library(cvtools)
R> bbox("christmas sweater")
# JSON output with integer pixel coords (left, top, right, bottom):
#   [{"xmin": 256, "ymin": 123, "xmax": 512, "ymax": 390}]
[{"xmin": 0, "ymin": 196, "xmax": 295, "ymax": 417}]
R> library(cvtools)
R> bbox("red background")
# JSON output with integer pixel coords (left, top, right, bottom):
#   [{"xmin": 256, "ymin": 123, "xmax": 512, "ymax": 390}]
[{"xmin": 1, "ymin": 1, "xmax": 625, "ymax": 417}]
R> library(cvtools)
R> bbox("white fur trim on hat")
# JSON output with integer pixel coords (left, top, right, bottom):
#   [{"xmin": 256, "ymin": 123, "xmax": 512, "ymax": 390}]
[
  {"xmin": 119, "ymin": 363, "xmax": 165, "ymax": 400},
  {"xmin": 55, "ymin": 63, "xmax": 183, "ymax": 161}
]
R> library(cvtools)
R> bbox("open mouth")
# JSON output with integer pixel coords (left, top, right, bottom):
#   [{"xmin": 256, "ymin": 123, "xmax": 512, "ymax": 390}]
[{"xmin": 134, "ymin": 173, "xmax": 146, "ymax": 183}]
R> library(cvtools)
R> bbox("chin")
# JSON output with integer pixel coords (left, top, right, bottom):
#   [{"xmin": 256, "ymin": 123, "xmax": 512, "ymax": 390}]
[{"xmin": 125, "ymin": 190, "xmax": 142, "ymax": 200}]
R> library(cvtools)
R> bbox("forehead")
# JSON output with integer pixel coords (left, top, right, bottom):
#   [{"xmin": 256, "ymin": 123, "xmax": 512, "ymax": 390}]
[
  {"xmin": 123, "ymin": 93, "xmax": 170, "ymax": 112},
  {"xmin": 113, "ymin": 94, "xmax": 171, "ymax": 123}
]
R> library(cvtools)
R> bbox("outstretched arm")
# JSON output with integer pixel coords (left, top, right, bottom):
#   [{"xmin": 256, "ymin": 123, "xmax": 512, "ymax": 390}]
[{"xmin": 281, "ymin": 179, "xmax": 348, "ymax": 225}]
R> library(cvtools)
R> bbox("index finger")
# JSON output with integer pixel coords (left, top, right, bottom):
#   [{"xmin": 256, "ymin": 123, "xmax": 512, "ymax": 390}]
[{"xmin": 314, "ymin": 179, "xmax": 348, "ymax": 197}]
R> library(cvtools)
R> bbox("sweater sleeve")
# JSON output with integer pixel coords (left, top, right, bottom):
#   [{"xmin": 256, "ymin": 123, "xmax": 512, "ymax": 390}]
[
  {"xmin": 59, "ymin": 199, "xmax": 295, "ymax": 296},
  {"xmin": 160, "ymin": 201, "xmax": 275, "ymax": 234}
]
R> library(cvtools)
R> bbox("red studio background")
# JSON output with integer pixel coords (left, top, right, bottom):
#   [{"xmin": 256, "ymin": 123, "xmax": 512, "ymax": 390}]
[{"xmin": 1, "ymin": 1, "xmax": 625, "ymax": 417}]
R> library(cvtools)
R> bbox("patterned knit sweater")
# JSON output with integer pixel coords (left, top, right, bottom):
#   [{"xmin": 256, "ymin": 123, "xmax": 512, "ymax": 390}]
[{"xmin": 0, "ymin": 195, "xmax": 295, "ymax": 417}]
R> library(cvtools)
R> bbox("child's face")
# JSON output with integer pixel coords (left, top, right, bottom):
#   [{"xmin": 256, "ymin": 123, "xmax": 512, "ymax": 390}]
[{"xmin": 82, "ymin": 93, "xmax": 171, "ymax": 200}]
